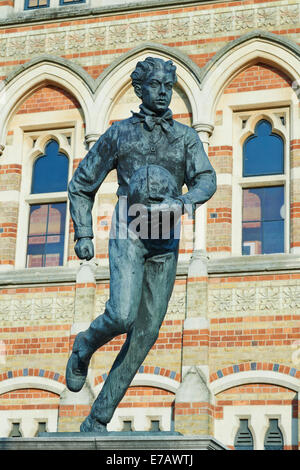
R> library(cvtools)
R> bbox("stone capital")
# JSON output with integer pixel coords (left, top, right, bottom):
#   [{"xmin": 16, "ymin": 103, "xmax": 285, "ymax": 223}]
[
  {"xmin": 85, "ymin": 133, "xmax": 100, "ymax": 148},
  {"xmin": 192, "ymin": 122, "xmax": 214, "ymax": 135},
  {"xmin": 192, "ymin": 123, "xmax": 214, "ymax": 147}
]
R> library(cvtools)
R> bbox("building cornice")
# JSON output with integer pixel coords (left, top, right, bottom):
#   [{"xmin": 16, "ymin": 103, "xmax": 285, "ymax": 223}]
[
  {"xmin": 0, "ymin": 0, "xmax": 242, "ymax": 28},
  {"xmin": 1, "ymin": 254, "xmax": 300, "ymax": 286}
]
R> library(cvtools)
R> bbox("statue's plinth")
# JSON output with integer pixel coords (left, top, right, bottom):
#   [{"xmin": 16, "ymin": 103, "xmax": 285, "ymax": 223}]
[{"xmin": 0, "ymin": 432, "xmax": 227, "ymax": 450}]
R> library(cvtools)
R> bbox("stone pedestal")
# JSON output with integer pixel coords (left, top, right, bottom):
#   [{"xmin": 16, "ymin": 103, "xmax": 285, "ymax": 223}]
[{"xmin": 0, "ymin": 433, "xmax": 228, "ymax": 450}]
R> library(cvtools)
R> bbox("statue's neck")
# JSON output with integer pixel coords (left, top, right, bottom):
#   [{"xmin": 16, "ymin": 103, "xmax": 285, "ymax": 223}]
[{"xmin": 139, "ymin": 103, "xmax": 170, "ymax": 118}]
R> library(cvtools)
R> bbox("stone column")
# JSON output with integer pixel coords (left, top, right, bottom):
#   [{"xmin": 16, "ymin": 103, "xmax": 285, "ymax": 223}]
[
  {"xmin": 64, "ymin": 262, "xmax": 97, "ymax": 430},
  {"xmin": 0, "ymin": 143, "xmax": 21, "ymax": 269},
  {"xmin": 192, "ymin": 123, "xmax": 214, "ymax": 252},
  {"xmin": 290, "ymin": 139, "xmax": 300, "ymax": 253},
  {"xmin": 83, "ymin": 133, "xmax": 101, "ymax": 264},
  {"xmin": 72, "ymin": 261, "xmax": 97, "ymax": 337},
  {"xmin": 175, "ymin": 123, "xmax": 214, "ymax": 435},
  {"xmin": 174, "ymin": 366, "xmax": 213, "ymax": 435}
]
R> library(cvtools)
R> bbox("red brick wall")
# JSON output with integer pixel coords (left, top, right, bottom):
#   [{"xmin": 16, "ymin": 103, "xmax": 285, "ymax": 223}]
[
  {"xmin": 17, "ymin": 85, "xmax": 81, "ymax": 114},
  {"xmin": 224, "ymin": 62, "xmax": 292, "ymax": 94}
]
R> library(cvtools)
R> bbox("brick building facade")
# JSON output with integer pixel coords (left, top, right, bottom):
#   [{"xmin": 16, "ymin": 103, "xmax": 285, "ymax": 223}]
[{"xmin": 0, "ymin": 0, "xmax": 299, "ymax": 450}]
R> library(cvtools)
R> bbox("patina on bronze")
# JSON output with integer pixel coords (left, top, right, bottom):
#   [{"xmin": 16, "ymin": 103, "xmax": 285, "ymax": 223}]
[{"xmin": 66, "ymin": 57, "xmax": 217, "ymax": 432}]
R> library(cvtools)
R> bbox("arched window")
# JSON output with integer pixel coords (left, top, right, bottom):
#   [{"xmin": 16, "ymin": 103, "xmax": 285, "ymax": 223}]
[
  {"xmin": 264, "ymin": 419, "xmax": 284, "ymax": 450},
  {"xmin": 243, "ymin": 120, "xmax": 284, "ymax": 177},
  {"xmin": 31, "ymin": 140, "xmax": 68, "ymax": 194},
  {"xmin": 234, "ymin": 419, "xmax": 254, "ymax": 450},
  {"xmin": 241, "ymin": 119, "xmax": 285, "ymax": 256},
  {"xmin": 26, "ymin": 140, "xmax": 69, "ymax": 268}
]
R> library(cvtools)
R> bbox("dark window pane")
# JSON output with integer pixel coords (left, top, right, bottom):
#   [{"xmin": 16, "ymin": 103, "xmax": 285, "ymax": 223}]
[
  {"xmin": 26, "ymin": 203, "xmax": 66, "ymax": 268},
  {"xmin": 32, "ymin": 140, "xmax": 69, "ymax": 194},
  {"xmin": 242, "ymin": 186, "xmax": 284, "ymax": 255},
  {"xmin": 264, "ymin": 419, "xmax": 284, "ymax": 450},
  {"xmin": 9, "ymin": 423, "xmax": 22, "ymax": 438},
  {"xmin": 35, "ymin": 422, "xmax": 47, "ymax": 437},
  {"xmin": 262, "ymin": 220, "xmax": 285, "ymax": 254},
  {"xmin": 149, "ymin": 420, "xmax": 161, "ymax": 432},
  {"xmin": 122, "ymin": 421, "xmax": 133, "ymax": 432},
  {"xmin": 243, "ymin": 120, "xmax": 284, "ymax": 177},
  {"xmin": 234, "ymin": 419, "xmax": 254, "ymax": 450}
]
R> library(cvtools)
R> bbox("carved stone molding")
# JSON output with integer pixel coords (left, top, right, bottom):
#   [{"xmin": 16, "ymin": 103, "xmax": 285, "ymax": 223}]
[
  {"xmin": 208, "ymin": 283, "xmax": 300, "ymax": 317},
  {"xmin": 0, "ymin": 296, "xmax": 75, "ymax": 325}
]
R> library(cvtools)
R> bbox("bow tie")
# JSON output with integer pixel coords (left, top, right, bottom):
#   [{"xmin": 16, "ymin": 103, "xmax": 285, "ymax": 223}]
[{"xmin": 132, "ymin": 109, "xmax": 174, "ymax": 136}]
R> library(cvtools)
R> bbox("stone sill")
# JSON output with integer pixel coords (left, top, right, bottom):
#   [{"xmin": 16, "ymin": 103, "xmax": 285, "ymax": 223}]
[
  {"xmin": 208, "ymin": 253, "xmax": 300, "ymax": 276},
  {"xmin": 0, "ymin": 0, "xmax": 230, "ymax": 27},
  {"xmin": 1, "ymin": 253, "xmax": 300, "ymax": 286}
]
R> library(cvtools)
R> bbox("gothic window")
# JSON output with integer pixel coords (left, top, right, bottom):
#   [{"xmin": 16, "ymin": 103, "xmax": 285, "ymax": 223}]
[
  {"xmin": 31, "ymin": 140, "xmax": 68, "ymax": 194},
  {"xmin": 26, "ymin": 139, "xmax": 69, "ymax": 268},
  {"xmin": 243, "ymin": 120, "xmax": 284, "ymax": 177},
  {"xmin": 234, "ymin": 419, "xmax": 254, "ymax": 450},
  {"xmin": 241, "ymin": 118, "xmax": 286, "ymax": 256},
  {"xmin": 264, "ymin": 419, "xmax": 284, "ymax": 450}
]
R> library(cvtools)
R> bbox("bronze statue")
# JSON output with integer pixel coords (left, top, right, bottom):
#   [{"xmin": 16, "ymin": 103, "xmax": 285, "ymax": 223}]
[{"xmin": 66, "ymin": 57, "xmax": 216, "ymax": 432}]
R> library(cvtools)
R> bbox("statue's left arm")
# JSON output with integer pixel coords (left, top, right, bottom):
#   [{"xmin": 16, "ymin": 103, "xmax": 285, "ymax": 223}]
[{"xmin": 177, "ymin": 127, "xmax": 217, "ymax": 214}]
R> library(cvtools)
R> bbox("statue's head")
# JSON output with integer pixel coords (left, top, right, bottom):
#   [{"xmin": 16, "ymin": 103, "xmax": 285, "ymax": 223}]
[{"xmin": 131, "ymin": 57, "xmax": 177, "ymax": 115}]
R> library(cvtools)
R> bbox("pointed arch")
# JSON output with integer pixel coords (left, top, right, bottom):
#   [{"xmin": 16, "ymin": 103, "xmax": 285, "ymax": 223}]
[
  {"xmin": 199, "ymin": 30, "xmax": 300, "ymax": 124},
  {"xmin": 0, "ymin": 56, "xmax": 94, "ymax": 143},
  {"xmin": 93, "ymin": 42, "xmax": 204, "ymax": 133}
]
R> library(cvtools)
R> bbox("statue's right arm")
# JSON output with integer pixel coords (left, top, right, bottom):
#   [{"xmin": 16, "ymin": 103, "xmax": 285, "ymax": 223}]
[{"xmin": 68, "ymin": 126, "xmax": 118, "ymax": 245}]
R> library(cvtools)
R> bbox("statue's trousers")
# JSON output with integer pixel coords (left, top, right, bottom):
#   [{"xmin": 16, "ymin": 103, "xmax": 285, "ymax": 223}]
[{"xmin": 75, "ymin": 203, "xmax": 179, "ymax": 424}]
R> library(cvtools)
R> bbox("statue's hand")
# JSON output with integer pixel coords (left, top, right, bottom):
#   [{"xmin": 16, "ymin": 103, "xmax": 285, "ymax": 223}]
[{"xmin": 75, "ymin": 237, "xmax": 94, "ymax": 261}]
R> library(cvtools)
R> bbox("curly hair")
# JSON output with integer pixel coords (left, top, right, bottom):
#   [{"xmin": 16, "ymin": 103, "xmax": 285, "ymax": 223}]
[{"xmin": 131, "ymin": 57, "xmax": 177, "ymax": 92}]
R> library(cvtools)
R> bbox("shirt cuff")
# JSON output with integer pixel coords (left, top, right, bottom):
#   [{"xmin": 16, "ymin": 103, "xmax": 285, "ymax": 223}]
[{"xmin": 74, "ymin": 227, "xmax": 94, "ymax": 241}]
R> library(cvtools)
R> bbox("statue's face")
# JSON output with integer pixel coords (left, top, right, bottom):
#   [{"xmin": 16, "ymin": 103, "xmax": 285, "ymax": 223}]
[{"xmin": 140, "ymin": 69, "xmax": 174, "ymax": 115}]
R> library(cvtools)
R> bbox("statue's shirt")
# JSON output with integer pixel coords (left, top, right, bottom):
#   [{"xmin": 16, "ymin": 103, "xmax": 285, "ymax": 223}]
[{"xmin": 68, "ymin": 112, "xmax": 216, "ymax": 240}]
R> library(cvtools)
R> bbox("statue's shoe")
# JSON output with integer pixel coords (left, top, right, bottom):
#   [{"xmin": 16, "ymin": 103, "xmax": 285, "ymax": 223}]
[
  {"xmin": 80, "ymin": 415, "xmax": 107, "ymax": 433},
  {"xmin": 66, "ymin": 333, "xmax": 90, "ymax": 392}
]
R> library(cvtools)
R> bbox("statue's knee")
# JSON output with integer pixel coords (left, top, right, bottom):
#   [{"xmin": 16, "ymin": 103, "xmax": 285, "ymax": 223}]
[{"xmin": 137, "ymin": 325, "xmax": 159, "ymax": 346}]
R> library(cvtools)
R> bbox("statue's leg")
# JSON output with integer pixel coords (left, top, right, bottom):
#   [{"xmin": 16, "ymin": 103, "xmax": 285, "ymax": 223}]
[
  {"xmin": 81, "ymin": 249, "xmax": 178, "ymax": 431},
  {"xmin": 66, "ymin": 236, "xmax": 146, "ymax": 394}
]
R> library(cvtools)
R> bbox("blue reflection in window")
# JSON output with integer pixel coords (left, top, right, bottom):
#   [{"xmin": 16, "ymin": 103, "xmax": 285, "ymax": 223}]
[
  {"xmin": 243, "ymin": 120, "xmax": 284, "ymax": 177},
  {"xmin": 31, "ymin": 140, "xmax": 69, "ymax": 194},
  {"xmin": 26, "ymin": 203, "xmax": 66, "ymax": 268},
  {"xmin": 242, "ymin": 186, "xmax": 284, "ymax": 255}
]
